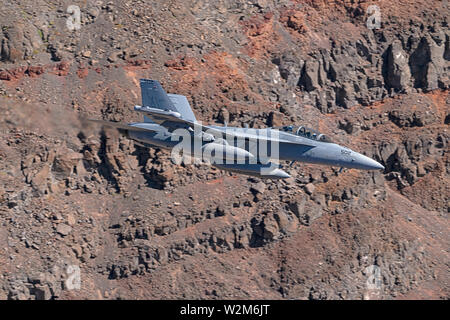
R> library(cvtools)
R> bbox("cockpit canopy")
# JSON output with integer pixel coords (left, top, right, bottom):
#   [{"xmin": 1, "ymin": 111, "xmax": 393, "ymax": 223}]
[{"xmin": 275, "ymin": 125, "xmax": 333, "ymax": 143}]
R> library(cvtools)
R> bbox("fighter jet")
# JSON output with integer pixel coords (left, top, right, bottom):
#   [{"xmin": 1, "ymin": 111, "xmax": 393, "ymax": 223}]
[{"xmin": 88, "ymin": 79, "xmax": 384, "ymax": 179}]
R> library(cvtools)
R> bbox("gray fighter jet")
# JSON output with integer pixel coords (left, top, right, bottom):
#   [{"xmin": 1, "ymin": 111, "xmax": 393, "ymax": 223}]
[{"xmin": 89, "ymin": 79, "xmax": 384, "ymax": 179}]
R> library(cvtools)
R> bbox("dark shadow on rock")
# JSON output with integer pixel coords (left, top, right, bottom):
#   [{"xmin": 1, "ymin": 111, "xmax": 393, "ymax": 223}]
[
  {"xmin": 130, "ymin": 145, "xmax": 165, "ymax": 190},
  {"xmin": 95, "ymin": 131, "xmax": 120, "ymax": 192},
  {"xmin": 249, "ymin": 217, "xmax": 265, "ymax": 248}
]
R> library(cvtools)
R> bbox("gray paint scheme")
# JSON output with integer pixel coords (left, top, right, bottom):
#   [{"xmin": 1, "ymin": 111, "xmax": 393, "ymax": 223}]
[
  {"xmin": 89, "ymin": 79, "xmax": 384, "ymax": 179},
  {"xmin": 167, "ymin": 94, "xmax": 197, "ymax": 123}
]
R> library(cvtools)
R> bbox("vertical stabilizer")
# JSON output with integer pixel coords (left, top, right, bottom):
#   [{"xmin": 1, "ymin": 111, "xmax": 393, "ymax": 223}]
[
  {"xmin": 140, "ymin": 79, "xmax": 177, "ymax": 111},
  {"xmin": 139, "ymin": 79, "xmax": 197, "ymax": 122}
]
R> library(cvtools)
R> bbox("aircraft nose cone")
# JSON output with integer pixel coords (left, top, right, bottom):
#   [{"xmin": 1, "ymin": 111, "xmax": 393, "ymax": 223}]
[
  {"xmin": 374, "ymin": 161, "xmax": 385, "ymax": 171},
  {"xmin": 354, "ymin": 153, "xmax": 385, "ymax": 170},
  {"xmin": 271, "ymin": 168, "xmax": 291, "ymax": 179}
]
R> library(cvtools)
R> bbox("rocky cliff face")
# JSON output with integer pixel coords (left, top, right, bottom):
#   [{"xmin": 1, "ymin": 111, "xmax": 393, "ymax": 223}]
[
  {"xmin": 293, "ymin": 17, "xmax": 450, "ymax": 112},
  {"xmin": 0, "ymin": 0, "xmax": 448, "ymax": 300}
]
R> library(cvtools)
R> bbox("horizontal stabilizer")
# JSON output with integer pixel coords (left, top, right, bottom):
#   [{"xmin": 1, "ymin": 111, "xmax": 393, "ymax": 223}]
[
  {"xmin": 134, "ymin": 106, "xmax": 182, "ymax": 121},
  {"xmin": 86, "ymin": 119, "xmax": 153, "ymax": 132},
  {"xmin": 133, "ymin": 105, "xmax": 192, "ymax": 132}
]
